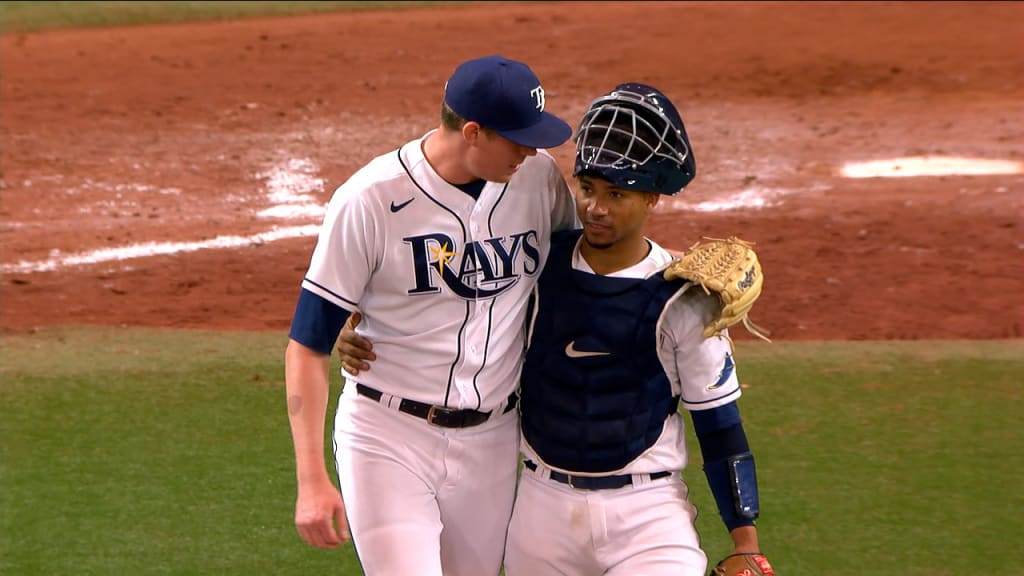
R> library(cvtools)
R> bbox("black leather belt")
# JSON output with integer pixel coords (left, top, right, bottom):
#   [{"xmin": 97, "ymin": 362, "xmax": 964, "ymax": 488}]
[
  {"xmin": 356, "ymin": 383, "xmax": 517, "ymax": 429},
  {"xmin": 524, "ymin": 460, "xmax": 673, "ymax": 490}
]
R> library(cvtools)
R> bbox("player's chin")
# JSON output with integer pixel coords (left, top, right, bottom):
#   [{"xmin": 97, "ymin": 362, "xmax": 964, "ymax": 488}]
[
  {"xmin": 583, "ymin": 230, "xmax": 614, "ymax": 250},
  {"xmin": 479, "ymin": 170, "xmax": 511, "ymax": 184},
  {"xmin": 493, "ymin": 168, "xmax": 520, "ymax": 183},
  {"xmin": 492, "ymin": 162, "xmax": 523, "ymax": 182}
]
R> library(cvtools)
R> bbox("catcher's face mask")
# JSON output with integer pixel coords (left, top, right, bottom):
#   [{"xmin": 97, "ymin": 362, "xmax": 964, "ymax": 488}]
[{"xmin": 573, "ymin": 83, "xmax": 696, "ymax": 195}]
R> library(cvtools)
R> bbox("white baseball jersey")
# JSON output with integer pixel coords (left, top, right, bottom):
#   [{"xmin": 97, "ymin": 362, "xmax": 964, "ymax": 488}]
[
  {"xmin": 520, "ymin": 236, "xmax": 742, "ymax": 476},
  {"xmin": 302, "ymin": 130, "xmax": 576, "ymax": 411}
]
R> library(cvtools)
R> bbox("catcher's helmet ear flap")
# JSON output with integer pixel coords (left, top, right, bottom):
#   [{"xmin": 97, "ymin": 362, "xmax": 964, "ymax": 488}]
[{"xmin": 573, "ymin": 83, "xmax": 696, "ymax": 195}]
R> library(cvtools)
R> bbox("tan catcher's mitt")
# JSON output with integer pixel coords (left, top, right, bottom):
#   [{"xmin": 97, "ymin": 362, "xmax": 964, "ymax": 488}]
[
  {"xmin": 710, "ymin": 552, "xmax": 776, "ymax": 576},
  {"xmin": 663, "ymin": 237, "xmax": 771, "ymax": 342}
]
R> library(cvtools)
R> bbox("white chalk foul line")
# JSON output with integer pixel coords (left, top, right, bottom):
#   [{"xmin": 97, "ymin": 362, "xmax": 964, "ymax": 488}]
[
  {"xmin": 8, "ymin": 155, "xmax": 1016, "ymax": 275},
  {"xmin": 2, "ymin": 224, "xmax": 320, "ymax": 275}
]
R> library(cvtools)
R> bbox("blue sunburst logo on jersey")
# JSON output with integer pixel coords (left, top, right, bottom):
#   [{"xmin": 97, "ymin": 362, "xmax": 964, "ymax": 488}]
[{"xmin": 707, "ymin": 352, "xmax": 735, "ymax": 391}]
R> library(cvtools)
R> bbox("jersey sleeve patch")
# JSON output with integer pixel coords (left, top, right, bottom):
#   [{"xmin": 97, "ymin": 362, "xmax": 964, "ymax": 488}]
[
  {"xmin": 663, "ymin": 290, "xmax": 743, "ymax": 410},
  {"xmin": 707, "ymin": 352, "xmax": 735, "ymax": 391}
]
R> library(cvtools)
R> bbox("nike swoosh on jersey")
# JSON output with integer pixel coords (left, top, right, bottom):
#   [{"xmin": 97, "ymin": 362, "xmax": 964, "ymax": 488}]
[
  {"xmin": 564, "ymin": 341, "xmax": 611, "ymax": 358},
  {"xmin": 390, "ymin": 198, "xmax": 414, "ymax": 212}
]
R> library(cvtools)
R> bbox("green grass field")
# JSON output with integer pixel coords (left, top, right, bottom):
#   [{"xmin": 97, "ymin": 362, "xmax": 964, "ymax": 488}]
[
  {"xmin": 0, "ymin": 1, "xmax": 465, "ymax": 33},
  {"xmin": 2, "ymin": 326, "xmax": 1021, "ymax": 575}
]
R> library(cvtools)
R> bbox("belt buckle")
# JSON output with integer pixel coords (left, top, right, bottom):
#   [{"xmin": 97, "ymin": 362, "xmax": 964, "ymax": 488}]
[{"xmin": 427, "ymin": 404, "xmax": 457, "ymax": 426}]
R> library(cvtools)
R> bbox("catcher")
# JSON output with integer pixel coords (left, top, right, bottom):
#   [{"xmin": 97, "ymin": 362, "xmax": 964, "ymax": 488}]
[{"xmin": 337, "ymin": 83, "xmax": 775, "ymax": 576}]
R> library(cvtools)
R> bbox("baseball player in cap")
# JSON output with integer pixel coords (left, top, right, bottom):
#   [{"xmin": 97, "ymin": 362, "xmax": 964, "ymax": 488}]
[
  {"xmin": 339, "ymin": 82, "xmax": 775, "ymax": 576},
  {"xmin": 503, "ymin": 83, "xmax": 774, "ymax": 575},
  {"xmin": 284, "ymin": 54, "xmax": 576, "ymax": 575}
]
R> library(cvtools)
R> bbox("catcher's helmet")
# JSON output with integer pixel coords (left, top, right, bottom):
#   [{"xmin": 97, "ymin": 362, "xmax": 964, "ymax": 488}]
[{"xmin": 573, "ymin": 83, "xmax": 696, "ymax": 195}]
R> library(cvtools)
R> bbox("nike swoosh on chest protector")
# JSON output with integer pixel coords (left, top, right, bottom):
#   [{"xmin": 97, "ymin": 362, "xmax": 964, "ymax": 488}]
[
  {"xmin": 564, "ymin": 341, "xmax": 611, "ymax": 358},
  {"xmin": 390, "ymin": 198, "xmax": 414, "ymax": 212}
]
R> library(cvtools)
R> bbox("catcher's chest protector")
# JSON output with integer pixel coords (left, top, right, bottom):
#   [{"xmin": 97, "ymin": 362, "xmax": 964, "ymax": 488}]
[{"xmin": 521, "ymin": 231, "xmax": 683, "ymax": 473}]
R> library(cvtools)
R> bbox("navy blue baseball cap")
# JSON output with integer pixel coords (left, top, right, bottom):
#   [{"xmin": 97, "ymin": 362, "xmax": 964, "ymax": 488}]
[{"xmin": 443, "ymin": 55, "xmax": 572, "ymax": 149}]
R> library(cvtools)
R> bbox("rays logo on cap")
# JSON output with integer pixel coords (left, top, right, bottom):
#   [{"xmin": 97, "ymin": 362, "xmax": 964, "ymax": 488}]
[
  {"xmin": 707, "ymin": 352, "xmax": 735, "ymax": 391},
  {"xmin": 530, "ymin": 86, "xmax": 545, "ymax": 111}
]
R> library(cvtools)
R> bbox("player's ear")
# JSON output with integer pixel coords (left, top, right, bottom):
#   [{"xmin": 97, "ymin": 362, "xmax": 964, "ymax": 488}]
[
  {"xmin": 462, "ymin": 122, "xmax": 482, "ymax": 144},
  {"xmin": 646, "ymin": 192, "xmax": 661, "ymax": 210}
]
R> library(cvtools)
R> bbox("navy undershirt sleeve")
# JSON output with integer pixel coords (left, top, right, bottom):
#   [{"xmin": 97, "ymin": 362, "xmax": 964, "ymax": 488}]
[
  {"xmin": 288, "ymin": 288, "xmax": 351, "ymax": 355},
  {"xmin": 691, "ymin": 401, "xmax": 757, "ymax": 531},
  {"xmin": 691, "ymin": 401, "xmax": 742, "ymax": 439}
]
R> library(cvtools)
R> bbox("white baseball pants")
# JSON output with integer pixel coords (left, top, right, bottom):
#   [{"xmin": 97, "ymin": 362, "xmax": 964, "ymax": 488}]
[
  {"xmin": 504, "ymin": 462, "xmax": 707, "ymax": 576},
  {"xmin": 333, "ymin": 383, "xmax": 520, "ymax": 576}
]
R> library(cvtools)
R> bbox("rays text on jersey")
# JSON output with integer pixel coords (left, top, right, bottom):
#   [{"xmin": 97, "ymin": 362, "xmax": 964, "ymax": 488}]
[{"xmin": 404, "ymin": 231, "xmax": 541, "ymax": 299}]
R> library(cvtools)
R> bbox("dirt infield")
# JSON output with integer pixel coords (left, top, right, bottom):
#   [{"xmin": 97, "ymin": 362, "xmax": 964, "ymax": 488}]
[{"xmin": 1, "ymin": 1, "xmax": 1021, "ymax": 340}]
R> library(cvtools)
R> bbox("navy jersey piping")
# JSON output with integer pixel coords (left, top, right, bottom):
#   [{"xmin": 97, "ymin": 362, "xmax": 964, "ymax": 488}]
[
  {"xmin": 465, "ymin": 181, "xmax": 509, "ymax": 410},
  {"xmin": 683, "ymin": 390, "xmax": 740, "ymax": 406},
  {"xmin": 486, "ymin": 181, "xmax": 510, "ymax": 232},
  {"xmin": 397, "ymin": 149, "xmax": 469, "ymax": 237},
  {"xmin": 446, "ymin": 301, "xmax": 472, "ymax": 407},
  {"xmin": 468, "ymin": 299, "xmax": 495, "ymax": 410},
  {"xmin": 398, "ymin": 148, "xmax": 471, "ymax": 408},
  {"xmin": 302, "ymin": 277, "xmax": 359, "ymax": 309}
]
